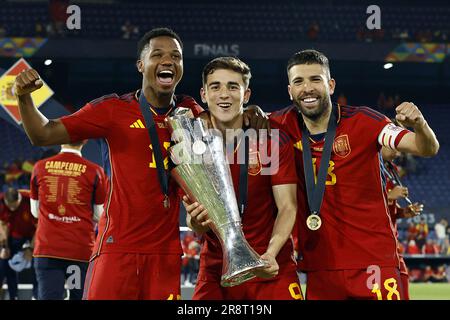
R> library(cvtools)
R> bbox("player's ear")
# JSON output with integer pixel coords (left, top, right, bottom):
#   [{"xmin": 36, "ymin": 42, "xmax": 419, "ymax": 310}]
[
  {"xmin": 243, "ymin": 88, "xmax": 251, "ymax": 104},
  {"xmin": 328, "ymin": 78, "xmax": 336, "ymax": 96},
  {"xmin": 136, "ymin": 60, "xmax": 144, "ymax": 73},
  {"xmin": 200, "ymin": 87, "xmax": 207, "ymax": 104},
  {"xmin": 287, "ymin": 85, "xmax": 293, "ymax": 101}
]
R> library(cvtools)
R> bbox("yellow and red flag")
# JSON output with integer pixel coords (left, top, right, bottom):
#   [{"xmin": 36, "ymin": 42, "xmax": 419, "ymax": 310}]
[{"xmin": 0, "ymin": 58, "xmax": 54, "ymax": 125}]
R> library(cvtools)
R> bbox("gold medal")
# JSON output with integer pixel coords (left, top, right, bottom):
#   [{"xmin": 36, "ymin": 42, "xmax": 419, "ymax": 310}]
[{"xmin": 306, "ymin": 214, "xmax": 322, "ymax": 231}]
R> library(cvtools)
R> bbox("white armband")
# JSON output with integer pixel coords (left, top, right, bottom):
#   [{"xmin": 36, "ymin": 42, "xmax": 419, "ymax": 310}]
[
  {"xmin": 377, "ymin": 123, "xmax": 406, "ymax": 150},
  {"xmin": 93, "ymin": 204, "xmax": 104, "ymax": 222},
  {"xmin": 30, "ymin": 199, "xmax": 40, "ymax": 218}
]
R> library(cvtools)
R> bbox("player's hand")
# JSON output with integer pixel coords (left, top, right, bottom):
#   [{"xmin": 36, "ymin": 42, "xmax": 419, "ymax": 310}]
[
  {"xmin": 388, "ymin": 186, "xmax": 408, "ymax": 201},
  {"xmin": 0, "ymin": 228, "xmax": 7, "ymax": 248},
  {"xmin": 252, "ymin": 252, "xmax": 279, "ymax": 279},
  {"xmin": 395, "ymin": 102, "xmax": 426, "ymax": 130},
  {"xmin": 23, "ymin": 248, "xmax": 33, "ymax": 262},
  {"xmin": 198, "ymin": 111, "xmax": 212, "ymax": 130},
  {"xmin": 243, "ymin": 105, "xmax": 271, "ymax": 134},
  {"xmin": 0, "ymin": 247, "xmax": 10, "ymax": 260},
  {"xmin": 182, "ymin": 195, "xmax": 212, "ymax": 228},
  {"xmin": 405, "ymin": 202, "xmax": 424, "ymax": 218},
  {"xmin": 13, "ymin": 69, "xmax": 44, "ymax": 96}
]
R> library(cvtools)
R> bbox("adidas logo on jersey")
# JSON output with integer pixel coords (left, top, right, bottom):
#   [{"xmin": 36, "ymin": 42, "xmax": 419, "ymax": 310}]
[
  {"xmin": 106, "ymin": 236, "xmax": 114, "ymax": 244},
  {"xmin": 129, "ymin": 119, "xmax": 145, "ymax": 128}
]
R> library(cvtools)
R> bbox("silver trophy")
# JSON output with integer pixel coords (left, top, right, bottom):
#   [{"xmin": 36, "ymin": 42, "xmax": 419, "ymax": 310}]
[{"xmin": 167, "ymin": 108, "xmax": 265, "ymax": 287}]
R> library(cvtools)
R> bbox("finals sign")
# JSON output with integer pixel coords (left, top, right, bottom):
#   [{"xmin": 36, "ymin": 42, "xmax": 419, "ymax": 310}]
[{"xmin": 0, "ymin": 58, "xmax": 54, "ymax": 125}]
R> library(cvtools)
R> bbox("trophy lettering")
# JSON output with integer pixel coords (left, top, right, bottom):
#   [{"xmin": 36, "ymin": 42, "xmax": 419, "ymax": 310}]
[{"xmin": 167, "ymin": 108, "xmax": 265, "ymax": 287}]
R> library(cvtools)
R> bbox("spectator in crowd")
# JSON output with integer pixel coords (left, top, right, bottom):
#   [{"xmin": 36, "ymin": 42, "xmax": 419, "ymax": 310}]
[
  {"xmin": 422, "ymin": 239, "xmax": 440, "ymax": 255},
  {"xmin": 399, "ymin": 29, "xmax": 411, "ymax": 41},
  {"xmin": 435, "ymin": 218, "xmax": 448, "ymax": 249},
  {"xmin": 0, "ymin": 188, "xmax": 37, "ymax": 300},
  {"xmin": 0, "ymin": 25, "xmax": 6, "ymax": 37},
  {"xmin": 377, "ymin": 92, "xmax": 386, "ymax": 111},
  {"xmin": 48, "ymin": 0, "xmax": 68, "ymax": 37},
  {"xmin": 45, "ymin": 23, "xmax": 55, "ymax": 37},
  {"xmin": 422, "ymin": 265, "xmax": 434, "ymax": 282},
  {"xmin": 407, "ymin": 222, "xmax": 419, "ymax": 242},
  {"xmin": 184, "ymin": 241, "xmax": 200, "ymax": 286},
  {"xmin": 307, "ymin": 21, "xmax": 320, "ymax": 41},
  {"xmin": 431, "ymin": 265, "xmax": 447, "ymax": 283},
  {"xmin": 416, "ymin": 220, "xmax": 429, "ymax": 249},
  {"xmin": 121, "ymin": 20, "xmax": 139, "ymax": 40},
  {"xmin": 409, "ymin": 268, "xmax": 423, "ymax": 282},
  {"xmin": 35, "ymin": 22, "xmax": 45, "ymax": 37},
  {"xmin": 406, "ymin": 239, "xmax": 420, "ymax": 254},
  {"xmin": 181, "ymin": 231, "xmax": 201, "ymax": 286},
  {"xmin": 5, "ymin": 161, "xmax": 23, "ymax": 185},
  {"xmin": 398, "ymin": 241, "xmax": 405, "ymax": 255},
  {"xmin": 442, "ymin": 236, "xmax": 450, "ymax": 255}
]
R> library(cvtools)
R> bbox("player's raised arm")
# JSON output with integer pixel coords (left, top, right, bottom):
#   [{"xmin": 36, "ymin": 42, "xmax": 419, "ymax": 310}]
[
  {"xmin": 394, "ymin": 102, "xmax": 439, "ymax": 157},
  {"xmin": 14, "ymin": 69, "xmax": 70, "ymax": 146}
]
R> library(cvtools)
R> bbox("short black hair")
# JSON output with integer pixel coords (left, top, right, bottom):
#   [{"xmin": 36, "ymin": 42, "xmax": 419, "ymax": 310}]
[
  {"xmin": 137, "ymin": 27, "xmax": 183, "ymax": 60},
  {"xmin": 286, "ymin": 49, "xmax": 331, "ymax": 79},
  {"xmin": 202, "ymin": 57, "xmax": 252, "ymax": 88},
  {"xmin": 4, "ymin": 187, "xmax": 19, "ymax": 203}
]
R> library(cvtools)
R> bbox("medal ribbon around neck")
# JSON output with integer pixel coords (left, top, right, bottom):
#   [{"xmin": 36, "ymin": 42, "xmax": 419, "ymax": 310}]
[{"xmin": 300, "ymin": 106, "xmax": 337, "ymax": 230}]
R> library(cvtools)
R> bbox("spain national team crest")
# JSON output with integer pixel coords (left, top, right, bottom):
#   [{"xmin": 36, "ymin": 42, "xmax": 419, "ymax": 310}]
[
  {"xmin": 58, "ymin": 204, "xmax": 66, "ymax": 216},
  {"xmin": 248, "ymin": 151, "xmax": 262, "ymax": 176},
  {"xmin": 333, "ymin": 134, "xmax": 351, "ymax": 158}
]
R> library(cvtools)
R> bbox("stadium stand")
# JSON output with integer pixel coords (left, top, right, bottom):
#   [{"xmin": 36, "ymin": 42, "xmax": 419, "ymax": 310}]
[{"xmin": 0, "ymin": 1, "xmax": 449, "ymax": 42}]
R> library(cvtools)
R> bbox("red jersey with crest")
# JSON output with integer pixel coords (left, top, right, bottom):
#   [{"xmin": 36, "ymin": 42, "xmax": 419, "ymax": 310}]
[
  {"xmin": 30, "ymin": 151, "xmax": 107, "ymax": 261},
  {"xmin": 198, "ymin": 128, "xmax": 298, "ymax": 282},
  {"xmin": 60, "ymin": 91, "xmax": 203, "ymax": 258},
  {"xmin": 0, "ymin": 190, "xmax": 36, "ymax": 239},
  {"xmin": 270, "ymin": 104, "xmax": 410, "ymax": 271}
]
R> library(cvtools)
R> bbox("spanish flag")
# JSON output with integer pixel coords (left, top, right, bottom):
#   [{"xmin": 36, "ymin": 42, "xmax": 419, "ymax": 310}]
[{"xmin": 0, "ymin": 58, "xmax": 53, "ymax": 125}]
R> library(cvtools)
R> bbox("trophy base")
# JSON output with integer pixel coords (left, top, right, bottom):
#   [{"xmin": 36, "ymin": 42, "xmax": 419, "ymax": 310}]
[{"xmin": 220, "ymin": 260, "xmax": 266, "ymax": 287}]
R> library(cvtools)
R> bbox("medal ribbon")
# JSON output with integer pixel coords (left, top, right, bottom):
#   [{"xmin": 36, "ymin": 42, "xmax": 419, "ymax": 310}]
[
  {"xmin": 238, "ymin": 133, "xmax": 250, "ymax": 217},
  {"xmin": 300, "ymin": 106, "xmax": 337, "ymax": 219},
  {"xmin": 138, "ymin": 91, "xmax": 170, "ymax": 206}
]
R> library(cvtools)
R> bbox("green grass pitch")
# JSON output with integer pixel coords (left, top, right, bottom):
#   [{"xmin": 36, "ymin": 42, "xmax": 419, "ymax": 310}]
[
  {"xmin": 409, "ymin": 283, "xmax": 450, "ymax": 300},
  {"xmin": 299, "ymin": 283, "xmax": 450, "ymax": 300}
]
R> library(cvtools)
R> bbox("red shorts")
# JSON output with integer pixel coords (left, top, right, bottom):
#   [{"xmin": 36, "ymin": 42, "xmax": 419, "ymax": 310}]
[
  {"xmin": 400, "ymin": 272, "xmax": 409, "ymax": 300},
  {"xmin": 399, "ymin": 256, "xmax": 409, "ymax": 300},
  {"xmin": 306, "ymin": 267, "xmax": 405, "ymax": 300},
  {"xmin": 192, "ymin": 272, "xmax": 303, "ymax": 300},
  {"xmin": 83, "ymin": 253, "xmax": 181, "ymax": 300}
]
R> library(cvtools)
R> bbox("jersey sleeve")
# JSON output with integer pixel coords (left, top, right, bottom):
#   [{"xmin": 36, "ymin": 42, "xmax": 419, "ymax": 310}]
[
  {"xmin": 30, "ymin": 161, "xmax": 40, "ymax": 200},
  {"xmin": 353, "ymin": 107, "xmax": 409, "ymax": 150},
  {"xmin": 93, "ymin": 166, "xmax": 108, "ymax": 205},
  {"xmin": 176, "ymin": 95, "xmax": 204, "ymax": 117},
  {"xmin": 270, "ymin": 129, "xmax": 298, "ymax": 186},
  {"xmin": 60, "ymin": 96, "xmax": 115, "ymax": 142}
]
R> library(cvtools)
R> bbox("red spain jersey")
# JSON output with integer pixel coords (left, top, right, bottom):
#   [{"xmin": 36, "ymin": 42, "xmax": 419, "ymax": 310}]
[
  {"xmin": 198, "ymin": 128, "xmax": 298, "ymax": 282},
  {"xmin": 30, "ymin": 151, "xmax": 107, "ymax": 261},
  {"xmin": 270, "ymin": 104, "xmax": 409, "ymax": 271},
  {"xmin": 0, "ymin": 190, "xmax": 36, "ymax": 239},
  {"xmin": 60, "ymin": 91, "xmax": 203, "ymax": 257}
]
